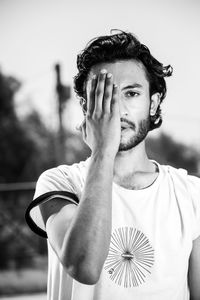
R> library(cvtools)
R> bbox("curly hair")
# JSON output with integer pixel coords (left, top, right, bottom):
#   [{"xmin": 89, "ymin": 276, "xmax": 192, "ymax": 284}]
[{"xmin": 74, "ymin": 30, "xmax": 173, "ymax": 131}]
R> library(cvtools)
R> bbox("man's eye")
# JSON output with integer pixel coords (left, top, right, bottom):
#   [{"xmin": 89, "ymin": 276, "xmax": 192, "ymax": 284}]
[{"xmin": 125, "ymin": 91, "xmax": 139, "ymax": 98}]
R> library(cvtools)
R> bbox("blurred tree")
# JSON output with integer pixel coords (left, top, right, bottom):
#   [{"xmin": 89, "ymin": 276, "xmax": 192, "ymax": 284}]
[
  {"xmin": 146, "ymin": 133, "xmax": 199, "ymax": 175},
  {"xmin": 0, "ymin": 69, "xmax": 90, "ymax": 270},
  {"xmin": 63, "ymin": 130, "xmax": 90, "ymax": 165},
  {"xmin": 0, "ymin": 70, "xmax": 57, "ymax": 269},
  {"xmin": 20, "ymin": 111, "xmax": 57, "ymax": 181},
  {"xmin": 0, "ymin": 72, "xmax": 20, "ymax": 118},
  {"xmin": 0, "ymin": 71, "xmax": 34, "ymax": 183},
  {"xmin": 0, "ymin": 71, "xmax": 57, "ymax": 183}
]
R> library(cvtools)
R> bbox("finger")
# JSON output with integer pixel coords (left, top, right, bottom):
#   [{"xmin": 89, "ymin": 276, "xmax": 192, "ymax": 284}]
[
  {"xmin": 111, "ymin": 84, "xmax": 119, "ymax": 114},
  {"xmin": 87, "ymin": 75, "xmax": 97, "ymax": 116},
  {"xmin": 76, "ymin": 118, "xmax": 85, "ymax": 132},
  {"xmin": 94, "ymin": 69, "xmax": 107, "ymax": 114},
  {"xmin": 103, "ymin": 73, "xmax": 113, "ymax": 114}
]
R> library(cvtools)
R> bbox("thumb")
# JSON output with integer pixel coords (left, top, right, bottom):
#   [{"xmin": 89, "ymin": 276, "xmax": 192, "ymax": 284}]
[{"xmin": 76, "ymin": 119, "xmax": 87, "ymax": 141}]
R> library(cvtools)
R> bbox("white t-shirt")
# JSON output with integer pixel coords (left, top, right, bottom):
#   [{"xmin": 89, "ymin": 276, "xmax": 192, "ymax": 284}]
[{"xmin": 26, "ymin": 158, "xmax": 200, "ymax": 300}]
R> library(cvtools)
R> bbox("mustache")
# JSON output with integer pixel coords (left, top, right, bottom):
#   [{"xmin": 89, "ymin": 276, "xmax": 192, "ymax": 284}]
[
  {"xmin": 76, "ymin": 117, "xmax": 136, "ymax": 132},
  {"xmin": 120, "ymin": 118, "xmax": 136, "ymax": 129}
]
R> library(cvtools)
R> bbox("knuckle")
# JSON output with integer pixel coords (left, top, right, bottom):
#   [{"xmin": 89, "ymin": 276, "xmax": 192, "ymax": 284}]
[
  {"xmin": 93, "ymin": 111, "xmax": 101, "ymax": 119},
  {"xmin": 95, "ymin": 88, "xmax": 102, "ymax": 98},
  {"xmin": 106, "ymin": 79, "xmax": 113, "ymax": 86},
  {"xmin": 111, "ymin": 97, "xmax": 117, "ymax": 104},
  {"xmin": 86, "ymin": 114, "xmax": 92, "ymax": 121},
  {"xmin": 103, "ymin": 112, "xmax": 110, "ymax": 120},
  {"xmin": 104, "ymin": 91, "xmax": 111, "ymax": 99}
]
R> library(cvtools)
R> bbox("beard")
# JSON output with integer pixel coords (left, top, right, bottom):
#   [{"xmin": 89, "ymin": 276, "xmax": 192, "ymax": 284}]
[{"xmin": 119, "ymin": 116, "xmax": 150, "ymax": 152}]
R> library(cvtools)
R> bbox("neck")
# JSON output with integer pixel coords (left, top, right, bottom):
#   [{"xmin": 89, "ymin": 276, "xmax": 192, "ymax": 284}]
[{"xmin": 114, "ymin": 141, "xmax": 154, "ymax": 181}]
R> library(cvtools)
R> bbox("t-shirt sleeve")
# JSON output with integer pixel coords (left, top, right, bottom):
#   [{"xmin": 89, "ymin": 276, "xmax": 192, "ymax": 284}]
[
  {"xmin": 25, "ymin": 166, "xmax": 80, "ymax": 238},
  {"xmin": 187, "ymin": 175, "xmax": 200, "ymax": 240}
]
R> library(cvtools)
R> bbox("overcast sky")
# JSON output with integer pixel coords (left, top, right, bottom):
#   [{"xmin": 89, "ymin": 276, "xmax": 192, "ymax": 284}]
[{"xmin": 0, "ymin": 0, "xmax": 200, "ymax": 148}]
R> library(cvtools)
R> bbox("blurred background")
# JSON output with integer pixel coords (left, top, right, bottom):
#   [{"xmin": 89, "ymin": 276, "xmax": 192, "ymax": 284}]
[{"xmin": 0, "ymin": 0, "xmax": 200, "ymax": 298}]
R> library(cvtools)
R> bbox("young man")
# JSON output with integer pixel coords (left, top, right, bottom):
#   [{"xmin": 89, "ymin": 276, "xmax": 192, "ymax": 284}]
[{"xmin": 26, "ymin": 31, "xmax": 200, "ymax": 300}]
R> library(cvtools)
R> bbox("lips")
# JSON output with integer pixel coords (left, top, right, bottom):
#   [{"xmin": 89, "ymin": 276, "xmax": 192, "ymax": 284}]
[{"xmin": 121, "ymin": 122, "xmax": 129, "ymax": 130}]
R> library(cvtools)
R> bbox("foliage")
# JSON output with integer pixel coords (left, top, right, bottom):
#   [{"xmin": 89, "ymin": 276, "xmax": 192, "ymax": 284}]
[
  {"xmin": 0, "ymin": 268, "xmax": 47, "ymax": 296},
  {"xmin": 0, "ymin": 70, "xmax": 56, "ymax": 270},
  {"xmin": 147, "ymin": 133, "xmax": 199, "ymax": 175},
  {"xmin": 0, "ymin": 69, "xmax": 89, "ymax": 270},
  {"xmin": 0, "ymin": 71, "xmax": 57, "ymax": 183}
]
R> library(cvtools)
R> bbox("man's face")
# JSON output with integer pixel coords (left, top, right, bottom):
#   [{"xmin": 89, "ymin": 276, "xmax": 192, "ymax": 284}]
[{"xmin": 87, "ymin": 59, "xmax": 155, "ymax": 152}]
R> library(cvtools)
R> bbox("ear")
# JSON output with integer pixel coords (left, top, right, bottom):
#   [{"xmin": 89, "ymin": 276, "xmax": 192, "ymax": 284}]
[
  {"xmin": 150, "ymin": 93, "xmax": 161, "ymax": 116},
  {"xmin": 80, "ymin": 118, "xmax": 87, "ymax": 142},
  {"xmin": 80, "ymin": 97, "xmax": 87, "ymax": 115}
]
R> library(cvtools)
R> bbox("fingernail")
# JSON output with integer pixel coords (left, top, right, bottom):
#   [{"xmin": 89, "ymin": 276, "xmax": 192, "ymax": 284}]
[
  {"xmin": 100, "ymin": 69, "xmax": 107, "ymax": 74},
  {"xmin": 114, "ymin": 84, "xmax": 118, "ymax": 88},
  {"xmin": 92, "ymin": 74, "xmax": 97, "ymax": 80},
  {"xmin": 107, "ymin": 73, "xmax": 113, "ymax": 78}
]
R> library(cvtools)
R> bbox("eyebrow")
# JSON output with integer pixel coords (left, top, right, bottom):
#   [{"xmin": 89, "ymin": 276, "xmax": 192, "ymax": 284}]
[{"xmin": 121, "ymin": 84, "xmax": 143, "ymax": 90}]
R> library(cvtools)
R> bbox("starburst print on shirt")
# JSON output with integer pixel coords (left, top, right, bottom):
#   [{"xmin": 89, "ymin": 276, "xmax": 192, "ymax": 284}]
[{"xmin": 104, "ymin": 227, "xmax": 154, "ymax": 287}]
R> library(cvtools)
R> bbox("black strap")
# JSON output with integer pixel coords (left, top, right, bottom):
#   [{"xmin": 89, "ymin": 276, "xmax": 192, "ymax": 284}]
[{"xmin": 25, "ymin": 191, "xmax": 79, "ymax": 238}]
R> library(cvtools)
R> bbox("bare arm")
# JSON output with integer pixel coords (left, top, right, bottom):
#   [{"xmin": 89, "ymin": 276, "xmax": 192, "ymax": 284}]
[
  {"xmin": 188, "ymin": 235, "xmax": 200, "ymax": 300},
  {"xmin": 40, "ymin": 70, "xmax": 120, "ymax": 284},
  {"xmin": 59, "ymin": 153, "xmax": 114, "ymax": 283},
  {"xmin": 44, "ymin": 153, "xmax": 114, "ymax": 284}
]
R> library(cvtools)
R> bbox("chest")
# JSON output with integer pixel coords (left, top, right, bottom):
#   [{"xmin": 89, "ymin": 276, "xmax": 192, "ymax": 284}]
[
  {"xmin": 115, "ymin": 172, "xmax": 159, "ymax": 190},
  {"xmin": 105, "ymin": 182, "xmax": 193, "ymax": 288}
]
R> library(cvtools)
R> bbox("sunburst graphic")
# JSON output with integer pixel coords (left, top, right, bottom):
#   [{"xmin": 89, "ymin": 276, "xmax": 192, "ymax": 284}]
[{"xmin": 104, "ymin": 227, "xmax": 154, "ymax": 287}]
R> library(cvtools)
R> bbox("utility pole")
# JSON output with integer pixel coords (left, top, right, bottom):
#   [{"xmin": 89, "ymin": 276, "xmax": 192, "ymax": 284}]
[{"xmin": 54, "ymin": 63, "xmax": 70, "ymax": 164}]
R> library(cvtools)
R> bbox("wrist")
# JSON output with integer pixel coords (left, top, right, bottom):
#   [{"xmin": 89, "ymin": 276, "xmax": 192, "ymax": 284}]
[{"xmin": 91, "ymin": 150, "xmax": 115, "ymax": 164}]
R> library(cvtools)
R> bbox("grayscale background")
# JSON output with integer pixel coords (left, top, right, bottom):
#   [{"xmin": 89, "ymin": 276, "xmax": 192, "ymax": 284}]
[{"xmin": 0, "ymin": 0, "xmax": 199, "ymax": 299}]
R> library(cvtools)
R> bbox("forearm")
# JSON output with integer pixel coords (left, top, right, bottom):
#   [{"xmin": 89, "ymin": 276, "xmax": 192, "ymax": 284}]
[{"xmin": 60, "ymin": 152, "xmax": 114, "ymax": 283}]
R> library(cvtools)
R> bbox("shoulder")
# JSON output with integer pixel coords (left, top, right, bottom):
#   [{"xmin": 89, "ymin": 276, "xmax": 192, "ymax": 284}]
[
  {"xmin": 156, "ymin": 161, "xmax": 200, "ymax": 199},
  {"xmin": 57, "ymin": 157, "xmax": 91, "ymax": 185},
  {"xmin": 158, "ymin": 162, "xmax": 200, "ymax": 187},
  {"xmin": 34, "ymin": 157, "xmax": 91, "ymax": 199},
  {"xmin": 158, "ymin": 163, "xmax": 200, "ymax": 240}
]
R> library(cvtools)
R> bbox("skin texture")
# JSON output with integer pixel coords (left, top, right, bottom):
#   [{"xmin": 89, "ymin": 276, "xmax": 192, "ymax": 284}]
[
  {"xmin": 85, "ymin": 60, "xmax": 161, "ymax": 190},
  {"xmin": 39, "ymin": 59, "xmax": 199, "ymax": 296},
  {"xmin": 188, "ymin": 236, "xmax": 200, "ymax": 300},
  {"xmin": 40, "ymin": 60, "xmax": 161, "ymax": 285},
  {"xmin": 86, "ymin": 60, "xmax": 153, "ymax": 153}
]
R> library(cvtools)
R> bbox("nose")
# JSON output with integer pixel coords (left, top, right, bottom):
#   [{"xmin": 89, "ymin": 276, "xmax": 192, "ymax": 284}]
[{"xmin": 118, "ymin": 97, "xmax": 128, "ymax": 117}]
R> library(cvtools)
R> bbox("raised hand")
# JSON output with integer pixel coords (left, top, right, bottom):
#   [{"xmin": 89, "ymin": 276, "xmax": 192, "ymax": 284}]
[{"xmin": 82, "ymin": 69, "xmax": 121, "ymax": 159}]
